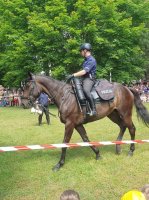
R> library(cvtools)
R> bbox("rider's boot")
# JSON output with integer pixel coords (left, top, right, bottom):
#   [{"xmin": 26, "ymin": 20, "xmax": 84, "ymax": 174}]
[{"xmin": 87, "ymin": 96, "xmax": 97, "ymax": 116}]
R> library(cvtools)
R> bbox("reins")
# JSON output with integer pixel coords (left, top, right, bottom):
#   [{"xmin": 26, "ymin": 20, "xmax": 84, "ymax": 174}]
[
  {"xmin": 27, "ymin": 78, "xmax": 70, "ymax": 110},
  {"xmin": 47, "ymin": 81, "xmax": 69, "ymax": 102}
]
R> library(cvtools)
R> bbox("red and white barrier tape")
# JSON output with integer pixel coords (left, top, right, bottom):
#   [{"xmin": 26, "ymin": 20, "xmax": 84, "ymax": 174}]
[{"xmin": 0, "ymin": 140, "xmax": 149, "ymax": 152}]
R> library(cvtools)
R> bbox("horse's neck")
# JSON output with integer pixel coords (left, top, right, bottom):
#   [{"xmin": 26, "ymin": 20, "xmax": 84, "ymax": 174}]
[{"xmin": 37, "ymin": 76, "xmax": 67, "ymax": 107}]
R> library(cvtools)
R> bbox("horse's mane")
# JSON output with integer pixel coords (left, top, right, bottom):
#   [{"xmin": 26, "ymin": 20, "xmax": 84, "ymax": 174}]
[{"xmin": 35, "ymin": 74, "xmax": 66, "ymax": 86}]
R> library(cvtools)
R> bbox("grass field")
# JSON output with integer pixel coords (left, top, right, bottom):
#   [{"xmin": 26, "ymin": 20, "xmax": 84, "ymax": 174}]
[{"xmin": 0, "ymin": 105, "xmax": 149, "ymax": 200}]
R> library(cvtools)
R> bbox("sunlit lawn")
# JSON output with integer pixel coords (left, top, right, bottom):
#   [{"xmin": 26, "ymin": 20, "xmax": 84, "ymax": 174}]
[{"xmin": 0, "ymin": 105, "xmax": 149, "ymax": 200}]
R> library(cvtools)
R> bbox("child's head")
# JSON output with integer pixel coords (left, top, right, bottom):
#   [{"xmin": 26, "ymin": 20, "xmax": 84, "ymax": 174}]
[
  {"xmin": 60, "ymin": 190, "xmax": 80, "ymax": 200},
  {"xmin": 141, "ymin": 184, "xmax": 149, "ymax": 200}
]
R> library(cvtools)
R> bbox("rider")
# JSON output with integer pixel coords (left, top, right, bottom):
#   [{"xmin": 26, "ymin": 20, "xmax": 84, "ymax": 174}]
[
  {"xmin": 36, "ymin": 92, "xmax": 50, "ymax": 125},
  {"xmin": 67, "ymin": 43, "xmax": 97, "ymax": 116}
]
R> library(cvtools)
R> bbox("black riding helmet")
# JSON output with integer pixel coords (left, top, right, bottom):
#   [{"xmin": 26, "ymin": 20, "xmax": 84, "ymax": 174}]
[{"xmin": 80, "ymin": 43, "xmax": 92, "ymax": 51}]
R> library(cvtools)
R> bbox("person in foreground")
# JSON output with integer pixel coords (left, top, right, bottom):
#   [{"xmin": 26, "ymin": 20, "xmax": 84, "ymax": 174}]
[
  {"xmin": 121, "ymin": 190, "xmax": 146, "ymax": 200},
  {"xmin": 67, "ymin": 43, "xmax": 97, "ymax": 116},
  {"xmin": 60, "ymin": 190, "xmax": 80, "ymax": 200},
  {"xmin": 141, "ymin": 184, "xmax": 149, "ymax": 200}
]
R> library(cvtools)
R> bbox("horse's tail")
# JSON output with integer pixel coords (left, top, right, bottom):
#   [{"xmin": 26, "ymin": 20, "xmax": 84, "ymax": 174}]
[{"xmin": 129, "ymin": 88, "xmax": 149, "ymax": 127}]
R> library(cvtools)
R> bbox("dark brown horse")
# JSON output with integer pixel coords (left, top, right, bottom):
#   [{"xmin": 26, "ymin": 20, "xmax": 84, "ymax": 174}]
[{"xmin": 21, "ymin": 73, "xmax": 149, "ymax": 171}]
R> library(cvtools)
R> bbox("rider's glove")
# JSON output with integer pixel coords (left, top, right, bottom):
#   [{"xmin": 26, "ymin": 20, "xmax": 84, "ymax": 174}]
[{"xmin": 66, "ymin": 74, "xmax": 74, "ymax": 83}]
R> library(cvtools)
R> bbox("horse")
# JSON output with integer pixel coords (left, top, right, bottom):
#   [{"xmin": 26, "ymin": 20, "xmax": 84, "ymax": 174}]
[{"xmin": 21, "ymin": 73, "xmax": 149, "ymax": 171}]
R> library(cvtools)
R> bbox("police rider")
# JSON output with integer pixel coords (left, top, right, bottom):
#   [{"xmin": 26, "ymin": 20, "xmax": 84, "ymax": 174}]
[{"xmin": 67, "ymin": 43, "xmax": 97, "ymax": 116}]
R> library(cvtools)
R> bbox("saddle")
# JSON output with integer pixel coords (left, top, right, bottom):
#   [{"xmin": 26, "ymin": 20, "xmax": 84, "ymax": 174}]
[
  {"xmin": 72, "ymin": 78, "xmax": 114, "ymax": 106},
  {"xmin": 94, "ymin": 79, "xmax": 114, "ymax": 101}
]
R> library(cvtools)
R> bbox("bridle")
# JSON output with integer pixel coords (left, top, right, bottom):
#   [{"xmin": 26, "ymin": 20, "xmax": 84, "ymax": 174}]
[
  {"xmin": 22, "ymin": 77, "xmax": 70, "ymax": 106},
  {"xmin": 22, "ymin": 80, "xmax": 41, "ymax": 106},
  {"xmin": 29, "ymin": 80, "xmax": 41, "ymax": 104},
  {"xmin": 22, "ymin": 79, "xmax": 57, "ymax": 103}
]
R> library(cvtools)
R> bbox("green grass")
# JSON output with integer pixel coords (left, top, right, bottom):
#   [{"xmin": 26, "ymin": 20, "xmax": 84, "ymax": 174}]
[{"xmin": 0, "ymin": 105, "xmax": 149, "ymax": 200}]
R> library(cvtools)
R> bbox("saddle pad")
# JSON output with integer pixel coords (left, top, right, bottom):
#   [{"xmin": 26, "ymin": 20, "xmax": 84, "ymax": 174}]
[{"xmin": 95, "ymin": 80, "xmax": 114, "ymax": 100}]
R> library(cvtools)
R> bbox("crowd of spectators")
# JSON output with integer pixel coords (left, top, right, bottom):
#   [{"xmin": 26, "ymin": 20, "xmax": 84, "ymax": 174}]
[
  {"xmin": 132, "ymin": 80, "xmax": 149, "ymax": 103},
  {"xmin": 122, "ymin": 80, "xmax": 149, "ymax": 103},
  {"xmin": 0, "ymin": 80, "xmax": 149, "ymax": 107},
  {"xmin": 0, "ymin": 86, "xmax": 22, "ymax": 107}
]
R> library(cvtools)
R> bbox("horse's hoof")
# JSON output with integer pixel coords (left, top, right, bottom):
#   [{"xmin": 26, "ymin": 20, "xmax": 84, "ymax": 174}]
[
  {"xmin": 128, "ymin": 151, "xmax": 133, "ymax": 157},
  {"xmin": 115, "ymin": 150, "xmax": 122, "ymax": 155},
  {"xmin": 116, "ymin": 152, "xmax": 121, "ymax": 155},
  {"xmin": 96, "ymin": 155, "xmax": 102, "ymax": 160},
  {"xmin": 52, "ymin": 163, "xmax": 62, "ymax": 172},
  {"xmin": 116, "ymin": 145, "xmax": 122, "ymax": 155}
]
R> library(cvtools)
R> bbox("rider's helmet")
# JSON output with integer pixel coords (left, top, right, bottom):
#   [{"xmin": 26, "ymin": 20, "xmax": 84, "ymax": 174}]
[
  {"xmin": 121, "ymin": 190, "xmax": 146, "ymax": 200},
  {"xmin": 80, "ymin": 43, "xmax": 92, "ymax": 51}
]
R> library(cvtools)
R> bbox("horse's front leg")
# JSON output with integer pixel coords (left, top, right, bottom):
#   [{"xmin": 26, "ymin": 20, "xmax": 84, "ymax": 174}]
[
  {"xmin": 75, "ymin": 124, "xmax": 100, "ymax": 160},
  {"xmin": 52, "ymin": 120, "xmax": 74, "ymax": 171}
]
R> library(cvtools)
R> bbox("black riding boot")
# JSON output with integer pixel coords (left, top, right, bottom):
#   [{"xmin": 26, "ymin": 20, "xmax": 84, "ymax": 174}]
[
  {"xmin": 87, "ymin": 96, "xmax": 96, "ymax": 116},
  {"xmin": 46, "ymin": 113, "xmax": 50, "ymax": 125},
  {"xmin": 38, "ymin": 114, "xmax": 42, "ymax": 125},
  {"xmin": 44, "ymin": 107, "xmax": 50, "ymax": 125}
]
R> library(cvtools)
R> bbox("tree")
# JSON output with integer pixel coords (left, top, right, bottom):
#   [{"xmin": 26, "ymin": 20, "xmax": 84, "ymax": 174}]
[{"xmin": 0, "ymin": 0, "xmax": 149, "ymax": 86}]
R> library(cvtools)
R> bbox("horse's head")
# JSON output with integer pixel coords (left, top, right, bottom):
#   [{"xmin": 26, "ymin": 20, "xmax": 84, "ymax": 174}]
[{"xmin": 21, "ymin": 73, "xmax": 41, "ymax": 109}]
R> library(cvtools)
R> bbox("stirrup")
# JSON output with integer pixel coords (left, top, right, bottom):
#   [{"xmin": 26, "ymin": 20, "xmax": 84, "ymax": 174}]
[{"xmin": 87, "ymin": 110, "xmax": 97, "ymax": 116}]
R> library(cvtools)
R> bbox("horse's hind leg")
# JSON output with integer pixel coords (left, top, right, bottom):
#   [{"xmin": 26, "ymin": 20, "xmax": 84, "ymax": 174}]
[
  {"xmin": 114, "ymin": 125, "xmax": 126, "ymax": 155},
  {"xmin": 108, "ymin": 110, "xmax": 127, "ymax": 154},
  {"xmin": 75, "ymin": 124, "xmax": 100, "ymax": 160},
  {"xmin": 128, "ymin": 121, "xmax": 136, "ymax": 156},
  {"xmin": 118, "ymin": 109, "xmax": 136, "ymax": 156}
]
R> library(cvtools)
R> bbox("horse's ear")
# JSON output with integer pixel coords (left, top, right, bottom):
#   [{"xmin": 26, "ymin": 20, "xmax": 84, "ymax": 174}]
[{"xmin": 28, "ymin": 72, "xmax": 35, "ymax": 80}]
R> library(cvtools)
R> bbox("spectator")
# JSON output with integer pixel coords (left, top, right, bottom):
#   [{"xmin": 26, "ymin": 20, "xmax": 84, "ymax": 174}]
[
  {"xmin": 60, "ymin": 190, "xmax": 80, "ymax": 200},
  {"xmin": 9, "ymin": 91, "xmax": 14, "ymax": 106},
  {"xmin": 0, "ymin": 85, "xmax": 4, "ymax": 96},
  {"xmin": 121, "ymin": 190, "xmax": 146, "ymax": 200},
  {"xmin": 17, "ymin": 88, "xmax": 23, "ymax": 106},
  {"xmin": 1, "ymin": 97, "xmax": 7, "ymax": 107},
  {"xmin": 13, "ymin": 90, "xmax": 19, "ymax": 106},
  {"xmin": 141, "ymin": 184, "xmax": 149, "ymax": 200}
]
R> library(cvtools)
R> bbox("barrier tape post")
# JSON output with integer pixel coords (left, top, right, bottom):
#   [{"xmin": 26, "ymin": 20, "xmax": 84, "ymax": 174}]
[{"xmin": 0, "ymin": 140, "xmax": 149, "ymax": 152}]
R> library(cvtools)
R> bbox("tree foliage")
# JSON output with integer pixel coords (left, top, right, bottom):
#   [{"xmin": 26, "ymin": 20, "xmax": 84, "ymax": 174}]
[{"xmin": 0, "ymin": 0, "xmax": 149, "ymax": 87}]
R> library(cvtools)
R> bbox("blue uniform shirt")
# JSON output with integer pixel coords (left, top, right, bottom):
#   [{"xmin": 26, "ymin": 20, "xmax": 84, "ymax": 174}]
[
  {"xmin": 82, "ymin": 55, "xmax": 97, "ymax": 77},
  {"xmin": 38, "ymin": 93, "xmax": 49, "ymax": 106}
]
